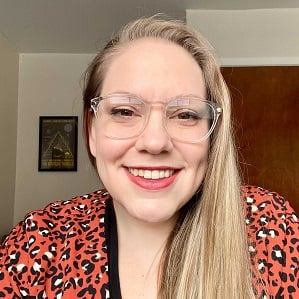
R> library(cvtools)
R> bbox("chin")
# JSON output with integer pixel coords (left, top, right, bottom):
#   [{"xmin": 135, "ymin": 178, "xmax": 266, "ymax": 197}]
[{"xmin": 131, "ymin": 206, "xmax": 178, "ymax": 224}]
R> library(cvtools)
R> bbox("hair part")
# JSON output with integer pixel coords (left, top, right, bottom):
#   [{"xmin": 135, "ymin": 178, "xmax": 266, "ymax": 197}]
[{"xmin": 83, "ymin": 16, "xmax": 261, "ymax": 298}]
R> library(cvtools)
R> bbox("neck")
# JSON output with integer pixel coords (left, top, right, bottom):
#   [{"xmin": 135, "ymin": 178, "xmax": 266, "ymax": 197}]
[
  {"xmin": 113, "ymin": 201, "xmax": 176, "ymax": 299},
  {"xmin": 113, "ymin": 200, "xmax": 176, "ymax": 251}
]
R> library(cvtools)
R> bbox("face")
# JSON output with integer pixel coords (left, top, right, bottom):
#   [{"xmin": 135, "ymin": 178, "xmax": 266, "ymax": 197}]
[{"xmin": 89, "ymin": 38, "xmax": 209, "ymax": 225}]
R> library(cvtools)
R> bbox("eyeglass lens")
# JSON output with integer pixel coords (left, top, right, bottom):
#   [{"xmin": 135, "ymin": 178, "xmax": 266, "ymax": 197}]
[{"xmin": 92, "ymin": 95, "xmax": 219, "ymax": 142}]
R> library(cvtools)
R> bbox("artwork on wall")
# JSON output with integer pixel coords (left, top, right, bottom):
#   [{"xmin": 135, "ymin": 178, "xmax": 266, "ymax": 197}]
[{"xmin": 38, "ymin": 116, "xmax": 78, "ymax": 171}]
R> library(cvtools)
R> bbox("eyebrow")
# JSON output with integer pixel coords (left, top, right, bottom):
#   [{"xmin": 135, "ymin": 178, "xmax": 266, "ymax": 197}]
[{"xmin": 104, "ymin": 91, "xmax": 207, "ymax": 101}]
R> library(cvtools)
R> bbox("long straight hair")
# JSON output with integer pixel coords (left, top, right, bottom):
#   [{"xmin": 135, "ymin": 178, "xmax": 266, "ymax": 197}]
[{"xmin": 83, "ymin": 16, "xmax": 259, "ymax": 298}]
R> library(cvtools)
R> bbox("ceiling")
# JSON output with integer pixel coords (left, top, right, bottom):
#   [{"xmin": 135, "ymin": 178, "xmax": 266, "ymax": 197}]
[{"xmin": 1, "ymin": 0, "xmax": 299, "ymax": 53}]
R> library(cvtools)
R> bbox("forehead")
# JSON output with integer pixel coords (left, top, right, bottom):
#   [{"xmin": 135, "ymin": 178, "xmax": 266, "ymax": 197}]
[{"xmin": 101, "ymin": 38, "xmax": 206, "ymax": 100}]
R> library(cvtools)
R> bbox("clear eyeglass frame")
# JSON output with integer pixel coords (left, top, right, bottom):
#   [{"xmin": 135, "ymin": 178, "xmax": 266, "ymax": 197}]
[{"xmin": 90, "ymin": 93, "xmax": 222, "ymax": 143}]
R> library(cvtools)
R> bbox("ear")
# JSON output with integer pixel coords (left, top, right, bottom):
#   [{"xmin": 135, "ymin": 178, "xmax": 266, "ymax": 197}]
[{"xmin": 89, "ymin": 120, "xmax": 97, "ymax": 158}]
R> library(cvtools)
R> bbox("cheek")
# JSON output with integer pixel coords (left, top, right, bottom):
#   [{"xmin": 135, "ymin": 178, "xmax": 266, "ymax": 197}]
[
  {"xmin": 94, "ymin": 138, "xmax": 135, "ymax": 188},
  {"xmin": 89, "ymin": 121, "xmax": 127, "ymax": 162},
  {"xmin": 96, "ymin": 139, "xmax": 120, "ymax": 163},
  {"xmin": 184, "ymin": 141, "xmax": 210, "ymax": 169},
  {"xmin": 94, "ymin": 136, "xmax": 135, "ymax": 167},
  {"xmin": 190, "ymin": 143, "xmax": 210, "ymax": 189},
  {"xmin": 89, "ymin": 120, "xmax": 97, "ymax": 158}
]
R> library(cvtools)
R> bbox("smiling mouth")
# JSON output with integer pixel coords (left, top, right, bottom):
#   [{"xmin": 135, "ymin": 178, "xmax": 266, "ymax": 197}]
[{"xmin": 128, "ymin": 168, "xmax": 175, "ymax": 180}]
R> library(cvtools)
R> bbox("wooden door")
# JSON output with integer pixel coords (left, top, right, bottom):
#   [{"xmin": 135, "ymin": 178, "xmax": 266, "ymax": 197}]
[{"xmin": 222, "ymin": 66, "xmax": 299, "ymax": 213}]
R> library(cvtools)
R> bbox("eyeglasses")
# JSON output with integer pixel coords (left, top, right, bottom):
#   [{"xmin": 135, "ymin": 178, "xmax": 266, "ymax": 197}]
[{"xmin": 90, "ymin": 93, "xmax": 222, "ymax": 143}]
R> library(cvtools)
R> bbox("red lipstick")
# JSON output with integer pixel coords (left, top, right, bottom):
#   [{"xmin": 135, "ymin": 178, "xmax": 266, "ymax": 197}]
[{"xmin": 125, "ymin": 167, "xmax": 179, "ymax": 190}]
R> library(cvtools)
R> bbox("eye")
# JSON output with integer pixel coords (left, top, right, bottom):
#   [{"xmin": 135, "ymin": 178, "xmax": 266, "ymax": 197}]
[
  {"xmin": 176, "ymin": 110, "xmax": 200, "ymax": 120},
  {"xmin": 169, "ymin": 109, "xmax": 200, "ymax": 120},
  {"xmin": 111, "ymin": 107, "xmax": 135, "ymax": 118}
]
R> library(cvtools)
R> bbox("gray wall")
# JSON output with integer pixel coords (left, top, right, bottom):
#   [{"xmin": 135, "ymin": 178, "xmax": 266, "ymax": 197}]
[
  {"xmin": 14, "ymin": 54, "xmax": 101, "ymax": 224},
  {"xmin": 187, "ymin": 8, "xmax": 299, "ymax": 65},
  {"xmin": 0, "ymin": 33, "xmax": 18, "ymax": 238}
]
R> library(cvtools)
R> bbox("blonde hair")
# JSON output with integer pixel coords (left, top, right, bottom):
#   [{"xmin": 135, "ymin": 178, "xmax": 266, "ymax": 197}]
[{"xmin": 83, "ymin": 16, "xmax": 259, "ymax": 298}]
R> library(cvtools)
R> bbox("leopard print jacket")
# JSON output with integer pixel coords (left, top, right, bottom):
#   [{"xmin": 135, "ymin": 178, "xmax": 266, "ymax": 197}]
[{"xmin": 0, "ymin": 186, "xmax": 298, "ymax": 298}]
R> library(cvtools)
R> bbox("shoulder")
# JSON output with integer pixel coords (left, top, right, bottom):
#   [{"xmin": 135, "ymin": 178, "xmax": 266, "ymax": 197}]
[
  {"xmin": 5, "ymin": 189, "xmax": 111, "ymax": 248},
  {"xmin": 242, "ymin": 185, "xmax": 298, "ymax": 250},
  {"xmin": 0, "ymin": 189, "xmax": 111, "ymax": 298},
  {"xmin": 33, "ymin": 189, "xmax": 110, "ymax": 219},
  {"xmin": 242, "ymin": 185, "xmax": 293, "ymax": 213},
  {"xmin": 6, "ymin": 189, "xmax": 110, "ymax": 240},
  {"xmin": 242, "ymin": 185, "xmax": 298, "ymax": 233},
  {"xmin": 242, "ymin": 185, "xmax": 299, "ymax": 297}
]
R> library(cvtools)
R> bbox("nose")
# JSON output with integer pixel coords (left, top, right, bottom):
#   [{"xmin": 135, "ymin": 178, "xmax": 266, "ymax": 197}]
[{"xmin": 134, "ymin": 110, "xmax": 173, "ymax": 154}]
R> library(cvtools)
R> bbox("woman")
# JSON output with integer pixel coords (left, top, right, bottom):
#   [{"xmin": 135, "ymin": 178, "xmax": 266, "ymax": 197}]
[{"xmin": 0, "ymin": 16, "xmax": 298, "ymax": 299}]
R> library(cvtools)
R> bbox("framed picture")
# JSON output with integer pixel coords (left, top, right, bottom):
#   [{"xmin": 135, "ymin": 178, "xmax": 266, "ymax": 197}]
[{"xmin": 38, "ymin": 116, "xmax": 78, "ymax": 171}]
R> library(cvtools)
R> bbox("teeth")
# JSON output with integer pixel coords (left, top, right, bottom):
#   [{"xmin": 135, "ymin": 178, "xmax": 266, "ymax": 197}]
[
  {"xmin": 152, "ymin": 170, "xmax": 160, "ymax": 179},
  {"xmin": 144, "ymin": 170, "xmax": 151, "ymax": 179},
  {"xmin": 129, "ymin": 168, "xmax": 174, "ymax": 179}
]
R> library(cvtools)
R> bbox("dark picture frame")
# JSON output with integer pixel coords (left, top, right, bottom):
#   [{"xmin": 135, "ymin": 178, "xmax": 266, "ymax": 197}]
[{"xmin": 38, "ymin": 116, "xmax": 78, "ymax": 171}]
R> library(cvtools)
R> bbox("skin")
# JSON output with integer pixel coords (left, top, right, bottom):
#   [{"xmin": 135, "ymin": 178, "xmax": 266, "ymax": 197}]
[
  {"xmin": 89, "ymin": 38, "xmax": 210, "ymax": 298},
  {"xmin": 90, "ymin": 38, "xmax": 209, "ymax": 225}
]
